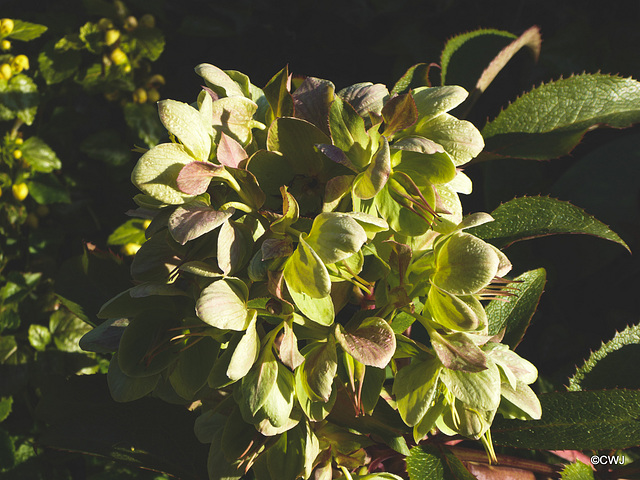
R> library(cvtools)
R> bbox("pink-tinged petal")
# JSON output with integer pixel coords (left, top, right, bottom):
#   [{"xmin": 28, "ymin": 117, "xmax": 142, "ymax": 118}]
[
  {"xmin": 217, "ymin": 132, "xmax": 248, "ymax": 168},
  {"xmin": 176, "ymin": 161, "xmax": 225, "ymax": 195}
]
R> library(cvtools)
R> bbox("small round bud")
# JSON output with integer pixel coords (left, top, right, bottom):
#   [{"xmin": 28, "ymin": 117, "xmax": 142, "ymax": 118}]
[
  {"xmin": 123, "ymin": 64, "xmax": 132, "ymax": 73},
  {"xmin": 121, "ymin": 243, "xmax": 141, "ymax": 256},
  {"xmin": 14, "ymin": 137, "xmax": 23, "ymax": 145},
  {"xmin": 146, "ymin": 74, "xmax": 165, "ymax": 87},
  {"xmin": 0, "ymin": 19, "xmax": 14, "ymax": 36},
  {"xmin": 110, "ymin": 48, "xmax": 127, "ymax": 65},
  {"xmin": 139, "ymin": 14, "xmax": 155, "ymax": 28},
  {"xmin": 11, "ymin": 54, "xmax": 29, "ymax": 72},
  {"xmin": 25, "ymin": 212, "xmax": 38, "ymax": 229},
  {"xmin": 123, "ymin": 16, "xmax": 138, "ymax": 31},
  {"xmin": 1, "ymin": 40, "xmax": 10, "ymax": 51},
  {"xmin": 12, "ymin": 149, "xmax": 22, "ymax": 160},
  {"xmin": 12, "ymin": 182, "xmax": 28, "ymax": 201},
  {"xmin": 0, "ymin": 63, "xmax": 12, "ymax": 80},
  {"xmin": 132, "ymin": 87, "xmax": 147, "ymax": 104},
  {"xmin": 146, "ymin": 88, "xmax": 160, "ymax": 103},
  {"xmin": 104, "ymin": 29, "xmax": 120, "ymax": 46},
  {"xmin": 97, "ymin": 18, "xmax": 114, "ymax": 31}
]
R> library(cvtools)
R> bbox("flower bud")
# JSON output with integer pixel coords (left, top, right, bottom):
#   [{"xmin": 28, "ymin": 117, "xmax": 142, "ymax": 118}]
[
  {"xmin": 110, "ymin": 48, "xmax": 127, "ymax": 65},
  {"xmin": 12, "ymin": 182, "xmax": 28, "ymax": 201},
  {"xmin": 104, "ymin": 29, "xmax": 120, "ymax": 46},
  {"xmin": 97, "ymin": 18, "xmax": 114, "ymax": 31},
  {"xmin": 123, "ymin": 16, "xmax": 138, "ymax": 31},
  {"xmin": 0, "ymin": 19, "xmax": 14, "ymax": 36},
  {"xmin": 12, "ymin": 149, "xmax": 22, "ymax": 160},
  {"xmin": 1, "ymin": 40, "xmax": 10, "ymax": 51},
  {"xmin": 132, "ymin": 87, "xmax": 147, "ymax": 104},
  {"xmin": 11, "ymin": 54, "xmax": 29, "ymax": 72},
  {"xmin": 0, "ymin": 63, "xmax": 12, "ymax": 80},
  {"xmin": 146, "ymin": 88, "xmax": 160, "ymax": 103},
  {"xmin": 139, "ymin": 14, "xmax": 155, "ymax": 28},
  {"xmin": 14, "ymin": 137, "xmax": 23, "ymax": 145},
  {"xmin": 121, "ymin": 243, "xmax": 141, "ymax": 256},
  {"xmin": 146, "ymin": 74, "xmax": 165, "ymax": 87}
]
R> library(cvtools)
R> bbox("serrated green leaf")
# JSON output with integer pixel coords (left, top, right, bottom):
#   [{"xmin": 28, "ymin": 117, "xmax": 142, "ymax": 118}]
[
  {"xmin": 0, "ymin": 74, "xmax": 38, "ymax": 125},
  {"xmin": 28, "ymin": 324, "xmax": 51, "ymax": 351},
  {"xmin": 406, "ymin": 444, "xmax": 476, "ymax": 480},
  {"xmin": 78, "ymin": 22, "xmax": 102, "ymax": 53},
  {"xmin": 26, "ymin": 173, "xmax": 70, "ymax": 204},
  {"xmin": 8, "ymin": 20, "xmax": 47, "ymax": 41},
  {"xmin": 560, "ymin": 461, "xmax": 595, "ymax": 480},
  {"xmin": 38, "ymin": 41, "xmax": 82, "ymax": 85},
  {"xmin": 441, "ymin": 29, "xmax": 516, "ymax": 88},
  {"xmin": 492, "ymin": 390, "xmax": 640, "ymax": 449},
  {"xmin": 20, "ymin": 136, "xmax": 61, "ymax": 173},
  {"xmin": 569, "ymin": 323, "xmax": 640, "ymax": 391},
  {"xmin": 486, "ymin": 268, "xmax": 546, "ymax": 348},
  {"xmin": 467, "ymin": 196, "xmax": 630, "ymax": 251},
  {"xmin": 130, "ymin": 26, "xmax": 165, "ymax": 61},
  {"xmin": 391, "ymin": 63, "xmax": 432, "ymax": 96},
  {"xmin": 482, "ymin": 74, "xmax": 640, "ymax": 160}
]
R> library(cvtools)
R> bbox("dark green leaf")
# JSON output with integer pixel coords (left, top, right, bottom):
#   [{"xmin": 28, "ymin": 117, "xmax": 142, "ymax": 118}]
[
  {"xmin": 107, "ymin": 352, "xmax": 159, "ymax": 402},
  {"xmin": 28, "ymin": 324, "xmax": 51, "ymax": 351},
  {"xmin": 391, "ymin": 64, "xmax": 433, "ymax": 96},
  {"xmin": 329, "ymin": 96, "xmax": 373, "ymax": 169},
  {"xmin": 467, "ymin": 196, "xmax": 630, "ymax": 252},
  {"xmin": 78, "ymin": 22, "xmax": 102, "ymax": 54},
  {"xmin": 0, "ymin": 397, "xmax": 12, "ymax": 423},
  {"xmin": 25, "ymin": 173, "xmax": 70, "ymax": 204},
  {"xmin": 20, "ymin": 136, "xmax": 61, "ymax": 173},
  {"xmin": 486, "ymin": 268, "xmax": 546, "ymax": 348},
  {"xmin": 440, "ymin": 29, "xmax": 516, "ymax": 88},
  {"xmin": 124, "ymin": 103, "xmax": 166, "ymax": 148},
  {"xmin": 0, "ymin": 427, "xmax": 15, "ymax": 470},
  {"xmin": 80, "ymin": 318, "xmax": 129, "ymax": 353},
  {"xmin": 492, "ymin": 390, "xmax": 640, "ymax": 449},
  {"xmin": 0, "ymin": 74, "xmax": 38, "ymax": 125},
  {"xmin": 406, "ymin": 444, "xmax": 476, "ymax": 480},
  {"xmin": 569, "ymin": 323, "xmax": 640, "ymax": 391},
  {"xmin": 169, "ymin": 337, "xmax": 219, "ymax": 400},
  {"xmin": 263, "ymin": 66, "xmax": 294, "ymax": 119},
  {"xmin": 38, "ymin": 41, "xmax": 82, "ymax": 85},
  {"xmin": 80, "ymin": 130, "xmax": 132, "ymax": 166},
  {"xmin": 482, "ymin": 74, "xmax": 640, "ymax": 160},
  {"xmin": 300, "ymin": 339, "xmax": 337, "ymax": 403},
  {"xmin": 49, "ymin": 309, "xmax": 92, "ymax": 353},
  {"xmin": 8, "ymin": 20, "xmax": 47, "ymax": 41},
  {"xmin": 130, "ymin": 26, "xmax": 165, "ymax": 61}
]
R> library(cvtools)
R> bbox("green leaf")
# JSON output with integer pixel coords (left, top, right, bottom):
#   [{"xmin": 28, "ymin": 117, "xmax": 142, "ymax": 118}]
[
  {"xmin": 287, "ymin": 289, "xmax": 335, "ymax": 327},
  {"xmin": 38, "ymin": 41, "xmax": 82, "ymax": 85},
  {"xmin": 168, "ymin": 199, "xmax": 233, "ymax": 245},
  {"xmin": 169, "ymin": 336, "xmax": 219, "ymax": 400},
  {"xmin": 49, "ymin": 309, "xmax": 92, "ymax": 353},
  {"xmin": 196, "ymin": 279, "xmax": 249, "ymax": 331},
  {"xmin": 353, "ymin": 137, "xmax": 391, "ymax": 200},
  {"xmin": 482, "ymin": 74, "xmax": 640, "ymax": 160},
  {"xmin": 124, "ymin": 102, "xmax": 166, "ymax": 148},
  {"xmin": 131, "ymin": 143, "xmax": 197, "ymax": 204},
  {"xmin": 284, "ymin": 235, "xmax": 331, "ymax": 299},
  {"xmin": 226, "ymin": 311, "xmax": 260, "ymax": 381},
  {"xmin": 300, "ymin": 339, "xmax": 338, "ymax": 403},
  {"xmin": 569, "ymin": 323, "xmax": 640, "ymax": 391},
  {"xmin": 306, "ymin": 212, "xmax": 368, "ymax": 265},
  {"xmin": 80, "ymin": 318, "xmax": 129, "ymax": 353},
  {"xmin": 329, "ymin": 96, "xmax": 373, "ymax": 169},
  {"xmin": 107, "ymin": 352, "xmax": 159, "ymax": 402},
  {"xmin": 130, "ymin": 231, "xmax": 180, "ymax": 282},
  {"xmin": 486, "ymin": 268, "xmax": 546, "ymax": 348},
  {"xmin": 406, "ymin": 444, "xmax": 476, "ymax": 480},
  {"xmin": 242, "ymin": 348, "xmax": 278, "ymax": 415},
  {"xmin": 130, "ymin": 26, "xmax": 165, "ymax": 61},
  {"xmin": 19, "ymin": 136, "xmax": 61, "ymax": 173},
  {"xmin": 441, "ymin": 28, "xmax": 516, "ymax": 87},
  {"xmin": 295, "ymin": 364, "xmax": 336, "ymax": 421},
  {"xmin": 0, "ymin": 397, "xmax": 12, "ymax": 423},
  {"xmin": 8, "ymin": 20, "xmax": 47, "ymax": 41},
  {"xmin": 211, "ymin": 95, "xmax": 260, "ymax": 145},
  {"xmin": 382, "ymin": 93, "xmax": 418, "ymax": 136},
  {"xmin": 393, "ymin": 356, "xmax": 441, "ymax": 427},
  {"xmin": 107, "ymin": 218, "xmax": 147, "ymax": 246},
  {"xmin": 492, "ymin": 390, "xmax": 640, "ymax": 449},
  {"xmin": 560, "ymin": 461, "xmax": 595, "ymax": 480},
  {"xmin": 217, "ymin": 220, "xmax": 253, "ymax": 275},
  {"xmin": 391, "ymin": 63, "xmax": 432, "ymax": 96},
  {"xmin": 195, "ymin": 63, "xmax": 245, "ymax": 98},
  {"xmin": 25, "ymin": 173, "xmax": 70, "ymax": 204},
  {"xmin": 263, "ymin": 66, "xmax": 294, "ymax": 119},
  {"xmin": 0, "ymin": 426, "xmax": 15, "ymax": 470},
  {"xmin": 28, "ymin": 324, "xmax": 51, "ymax": 352},
  {"xmin": 441, "ymin": 361, "xmax": 501, "ymax": 411},
  {"xmin": 334, "ymin": 317, "xmax": 396, "ymax": 368},
  {"xmin": 0, "ymin": 74, "xmax": 38, "ymax": 125},
  {"xmin": 467, "ymin": 196, "xmax": 630, "ymax": 252},
  {"xmin": 158, "ymin": 99, "xmax": 211, "ymax": 161},
  {"xmin": 78, "ymin": 22, "xmax": 102, "ymax": 53}
]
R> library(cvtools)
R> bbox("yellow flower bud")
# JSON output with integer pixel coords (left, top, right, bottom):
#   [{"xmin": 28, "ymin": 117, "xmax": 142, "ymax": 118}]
[
  {"xmin": 0, "ymin": 63, "xmax": 12, "ymax": 80},
  {"xmin": 146, "ymin": 88, "xmax": 160, "ymax": 103},
  {"xmin": 12, "ymin": 182, "xmax": 28, "ymax": 201},
  {"xmin": 132, "ymin": 87, "xmax": 147, "ymax": 104},
  {"xmin": 14, "ymin": 137, "xmax": 23, "ymax": 145},
  {"xmin": 104, "ymin": 29, "xmax": 120, "ymax": 46},
  {"xmin": 25, "ymin": 213, "xmax": 38, "ymax": 229},
  {"xmin": 123, "ymin": 16, "xmax": 138, "ymax": 31},
  {"xmin": 12, "ymin": 149, "xmax": 22, "ymax": 160},
  {"xmin": 123, "ymin": 64, "xmax": 132, "ymax": 73},
  {"xmin": 121, "ymin": 243, "xmax": 141, "ymax": 256},
  {"xmin": 11, "ymin": 54, "xmax": 29, "ymax": 72},
  {"xmin": 0, "ymin": 19, "xmax": 14, "ymax": 36},
  {"xmin": 1, "ymin": 40, "xmax": 10, "ymax": 51},
  {"xmin": 110, "ymin": 48, "xmax": 127, "ymax": 65}
]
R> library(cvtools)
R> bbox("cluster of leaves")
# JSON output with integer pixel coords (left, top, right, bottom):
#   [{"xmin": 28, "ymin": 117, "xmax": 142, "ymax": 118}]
[{"xmin": 77, "ymin": 25, "xmax": 640, "ymax": 480}]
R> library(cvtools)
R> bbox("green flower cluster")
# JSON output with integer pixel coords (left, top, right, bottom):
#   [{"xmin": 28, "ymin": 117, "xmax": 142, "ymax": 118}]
[{"xmin": 83, "ymin": 63, "xmax": 541, "ymax": 479}]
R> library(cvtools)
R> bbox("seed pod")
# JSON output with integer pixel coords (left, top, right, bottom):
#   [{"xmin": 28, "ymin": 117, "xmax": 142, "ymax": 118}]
[
  {"xmin": 105, "ymin": 29, "xmax": 120, "ymax": 46},
  {"xmin": 0, "ymin": 19, "xmax": 14, "ymax": 36},
  {"xmin": 12, "ymin": 183, "xmax": 28, "ymax": 201}
]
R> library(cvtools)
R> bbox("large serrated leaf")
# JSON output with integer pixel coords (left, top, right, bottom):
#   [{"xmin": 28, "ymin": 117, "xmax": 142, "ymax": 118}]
[
  {"xmin": 492, "ymin": 390, "xmax": 640, "ymax": 449},
  {"xmin": 482, "ymin": 74, "xmax": 640, "ymax": 160},
  {"xmin": 406, "ymin": 444, "xmax": 476, "ymax": 480},
  {"xmin": 569, "ymin": 323, "xmax": 640, "ymax": 391},
  {"xmin": 441, "ymin": 29, "xmax": 516, "ymax": 88},
  {"xmin": 486, "ymin": 268, "xmax": 546, "ymax": 348},
  {"xmin": 467, "ymin": 196, "xmax": 630, "ymax": 252}
]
